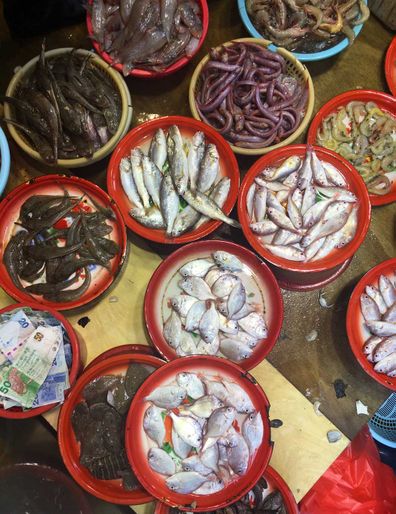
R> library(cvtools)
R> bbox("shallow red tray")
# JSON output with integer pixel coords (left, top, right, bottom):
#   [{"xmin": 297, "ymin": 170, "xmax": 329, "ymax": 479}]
[
  {"xmin": 144, "ymin": 240, "xmax": 283, "ymax": 370},
  {"xmin": 307, "ymin": 90, "xmax": 396, "ymax": 206},
  {"xmin": 346, "ymin": 257, "xmax": 396, "ymax": 391},
  {"xmin": 86, "ymin": 0, "xmax": 209, "ymax": 79},
  {"xmin": 0, "ymin": 302, "xmax": 80, "ymax": 419},
  {"xmin": 0, "ymin": 175, "xmax": 127, "ymax": 311},
  {"xmin": 238, "ymin": 144, "xmax": 370, "ymax": 274},
  {"xmin": 107, "ymin": 116, "xmax": 240, "ymax": 244},
  {"xmin": 125, "ymin": 355, "xmax": 273, "ymax": 511},
  {"xmin": 58, "ymin": 352, "xmax": 166, "ymax": 504},
  {"xmin": 385, "ymin": 37, "xmax": 396, "ymax": 97}
]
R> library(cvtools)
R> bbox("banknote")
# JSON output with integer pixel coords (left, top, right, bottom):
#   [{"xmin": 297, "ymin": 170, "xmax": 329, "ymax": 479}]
[
  {"xmin": 0, "ymin": 326, "xmax": 62, "ymax": 408},
  {"xmin": 0, "ymin": 310, "xmax": 35, "ymax": 364},
  {"xmin": 31, "ymin": 373, "xmax": 66, "ymax": 408}
]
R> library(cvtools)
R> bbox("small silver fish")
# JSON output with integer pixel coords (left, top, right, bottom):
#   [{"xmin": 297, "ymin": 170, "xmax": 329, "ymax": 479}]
[
  {"xmin": 185, "ymin": 300, "xmax": 207, "ymax": 332},
  {"xmin": 171, "ymin": 294, "xmax": 197, "ymax": 318},
  {"xmin": 179, "ymin": 259, "xmax": 214, "ymax": 278},
  {"xmin": 130, "ymin": 206, "xmax": 165, "ymax": 229},
  {"xmin": 172, "ymin": 205, "xmax": 201, "ymax": 237},
  {"xmin": 229, "ymin": 302, "xmax": 255, "ymax": 321},
  {"xmin": 297, "ymin": 148, "xmax": 313, "ymax": 190},
  {"xmin": 142, "ymin": 154, "xmax": 162, "ymax": 208},
  {"xmin": 143, "ymin": 405, "xmax": 165, "ymax": 447},
  {"xmin": 163, "ymin": 310, "xmax": 182, "ymax": 348},
  {"xmin": 194, "ymin": 477, "xmax": 224, "ymax": 495},
  {"xmin": 250, "ymin": 220, "xmax": 278, "ymax": 235},
  {"xmin": 316, "ymin": 186, "xmax": 357, "ymax": 203},
  {"xmin": 335, "ymin": 206, "xmax": 358, "ymax": 248},
  {"xmin": 197, "ymin": 144, "xmax": 219, "ymax": 193},
  {"xmin": 303, "ymin": 199, "xmax": 334, "ymax": 228},
  {"xmin": 253, "ymin": 186, "xmax": 267, "ymax": 222},
  {"xmin": 270, "ymin": 155, "xmax": 301, "ymax": 181},
  {"xmin": 186, "ymin": 395, "xmax": 224, "ymax": 418},
  {"xmin": 265, "ymin": 244, "xmax": 305, "ymax": 261},
  {"xmin": 311, "ymin": 150, "xmax": 329, "ymax": 186},
  {"xmin": 379, "ymin": 275, "xmax": 396, "ymax": 308},
  {"xmin": 283, "ymin": 170, "xmax": 299, "ymax": 188},
  {"xmin": 222, "ymin": 380, "xmax": 255, "ymax": 413},
  {"xmin": 160, "ymin": 173, "xmax": 179, "ymax": 236},
  {"xmin": 170, "ymin": 412, "xmax": 203, "ymax": 448},
  {"xmin": 149, "ymin": 128, "xmax": 167, "ymax": 171},
  {"xmin": 360, "ymin": 294, "xmax": 381, "ymax": 322},
  {"xmin": 202, "ymin": 378, "xmax": 228, "ymax": 402},
  {"xmin": 120, "ymin": 157, "xmax": 143, "ymax": 209},
  {"xmin": 374, "ymin": 352, "xmax": 396, "ymax": 375},
  {"xmin": 145, "ymin": 385, "xmax": 186, "ymax": 408},
  {"xmin": 373, "ymin": 336, "xmax": 396, "ymax": 363},
  {"xmin": 287, "ymin": 195, "xmax": 303, "ymax": 230},
  {"xmin": 384, "ymin": 304, "xmax": 396, "ymax": 322},
  {"xmin": 305, "ymin": 237, "xmax": 326, "ymax": 261},
  {"xmin": 301, "ymin": 202, "xmax": 352, "ymax": 248},
  {"xmin": 212, "ymin": 274, "xmax": 240, "ymax": 298},
  {"xmin": 218, "ymin": 313, "xmax": 238, "ymax": 335},
  {"xmin": 212, "ymin": 251, "xmax": 243, "ymax": 272},
  {"xmin": 182, "ymin": 455, "xmax": 212, "ymax": 475},
  {"xmin": 224, "ymin": 431, "xmax": 249, "ymax": 476},
  {"xmin": 322, "ymin": 161, "xmax": 347, "ymax": 187},
  {"xmin": 199, "ymin": 302, "xmax": 220, "ymax": 343},
  {"xmin": 165, "ymin": 471, "xmax": 207, "ymax": 494},
  {"xmin": 227, "ymin": 281, "xmax": 246, "ymax": 319},
  {"xmin": 204, "ymin": 268, "xmax": 227, "ymax": 288},
  {"xmin": 176, "ymin": 372, "xmax": 205, "ymax": 399},
  {"xmin": 148, "ymin": 447, "xmax": 176, "ymax": 476},
  {"xmin": 267, "ymin": 191, "xmax": 286, "ymax": 213},
  {"xmin": 176, "ymin": 330, "xmax": 199, "ymax": 356},
  {"xmin": 187, "ymin": 131, "xmax": 205, "ymax": 192},
  {"xmin": 172, "ymin": 426, "xmax": 192, "ymax": 459},
  {"xmin": 246, "ymin": 183, "xmax": 256, "ymax": 219},
  {"xmin": 219, "ymin": 338, "xmax": 253, "ymax": 361},
  {"xmin": 179, "ymin": 276, "xmax": 215, "ymax": 300},
  {"xmin": 366, "ymin": 285, "xmax": 388, "ymax": 315},
  {"xmin": 363, "ymin": 335, "xmax": 382, "ymax": 362},
  {"xmin": 199, "ymin": 443, "xmax": 219, "ymax": 472},
  {"xmin": 267, "ymin": 207, "xmax": 300, "ymax": 234},
  {"xmin": 183, "ymin": 190, "xmax": 241, "ymax": 228},
  {"xmin": 242, "ymin": 411, "xmax": 263, "ymax": 455},
  {"xmin": 366, "ymin": 321, "xmax": 396, "ymax": 337},
  {"xmin": 291, "ymin": 187, "xmax": 303, "ymax": 211},
  {"xmin": 300, "ymin": 183, "xmax": 316, "ymax": 215},
  {"xmin": 196, "ymin": 337, "xmax": 219, "ymax": 356},
  {"xmin": 211, "ymin": 177, "xmax": 231, "ymax": 208},
  {"xmin": 205, "ymin": 406, "xmax": 236, "ymax": 437},
  {"xmin": 131, "ymin": 148, "xmax": 150, "ymax": 209}
]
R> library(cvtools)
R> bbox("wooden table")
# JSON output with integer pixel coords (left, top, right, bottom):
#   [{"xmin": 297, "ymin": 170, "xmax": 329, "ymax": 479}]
[{"xmin": 0, "ymin": 2, "xmax": 394, "ymax": 508}]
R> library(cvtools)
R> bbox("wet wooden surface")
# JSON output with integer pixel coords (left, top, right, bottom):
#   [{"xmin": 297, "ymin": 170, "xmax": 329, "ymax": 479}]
[{"xmin": 0, "ymin": 1, "xmax": 394, "ymax": 446}]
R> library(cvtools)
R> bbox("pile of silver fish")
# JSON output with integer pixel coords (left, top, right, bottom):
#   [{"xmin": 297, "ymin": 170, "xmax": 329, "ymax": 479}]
[
  {"xmin": 4, "ymin": 44, "xmax": 121, "ymax": 163},
  {"xmin": 247, "ymin": 147, "xmax": 359, "ymax": 262},
  {"xmin": 164, "ymin": 251, "xmax": 267, "ymax": 361},
  {"xmin": 120, "ymin": 125, "xmax": 239, "ymax": 238},
  {"xmin": 361, "ymin": 273, "xmax": 396, "ymax": 377},
  {"xmin": 90, "ymin": 0, "xmax": 203, "ymax": 75},
  {"xmin": 143, "ymin": 371, "xmax": 264, "ymax": 494},
  {"xmin": 72, "ymin": 362, "xmax": 153, "ymax": 489},
  {"xmin": 0, "ymin": 308, "xmax": 72, "ymax": 410},
  {"xmin": 170, "ymin": 478, "xmax": 287, "ymax": 513},
  {"xmin": 316, "ymin": 101, "xmax": 396, "ymax": 196}
]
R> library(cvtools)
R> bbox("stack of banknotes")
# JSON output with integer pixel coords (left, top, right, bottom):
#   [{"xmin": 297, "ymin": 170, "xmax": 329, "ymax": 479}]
[{"xmin": 0, "ymin": 308, "xmax": 72, "ymax": 410}]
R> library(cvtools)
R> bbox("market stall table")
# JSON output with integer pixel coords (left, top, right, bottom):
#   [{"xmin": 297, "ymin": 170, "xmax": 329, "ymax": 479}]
[{"xmin": 0, "ymin": 1, "xmax": 394, "ymax": 509}]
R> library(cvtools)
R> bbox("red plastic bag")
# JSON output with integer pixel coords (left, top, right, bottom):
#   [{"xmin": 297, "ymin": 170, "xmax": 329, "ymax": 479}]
[{"xmin": 299, "ymin": 426, "xmax": 396, "ymax": 514}]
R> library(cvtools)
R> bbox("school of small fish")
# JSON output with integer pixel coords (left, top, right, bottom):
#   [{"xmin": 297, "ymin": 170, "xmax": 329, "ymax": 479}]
[
  {"xmin": 143, "ymin": 371, "xmax": 264, "ymax": 495},
  {"xmin": 361, "ymin": 273, "xmax": 396, "ymax": 377},
  {"xmin": 120, "ymin": 125, "xmax": 240, "ymax": 238},
  {"xmin": 163, "ymin": 251, "xmax": 267, "ymax": 361},
  {"xmin": 246, "ymin": 147, "xmax": 359, "ymax": 262}
]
